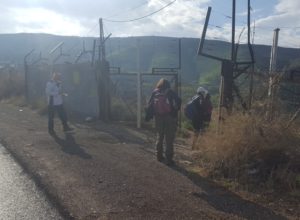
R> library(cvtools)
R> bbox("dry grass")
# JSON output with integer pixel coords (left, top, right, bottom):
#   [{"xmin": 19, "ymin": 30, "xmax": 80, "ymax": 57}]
[
  {"xmin": 0, "ymin": 69, "xmax": 49, "ymax": 114},
  {"xmin": 195, "ymin": 109, "xmax": 300, "ymax": 191},
  {"xmin": 30, "ymin": 98, "xmax": 48, "ymax": 115},
  {"xmin": 0, "ymin": 70, "xmax": 24, "ymax": 99}
]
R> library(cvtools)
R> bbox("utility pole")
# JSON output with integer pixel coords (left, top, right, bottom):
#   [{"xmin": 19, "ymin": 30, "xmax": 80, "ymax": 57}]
[
  {"xmin": 96, "ymin": 18, "xmax": 111, "ymax": 121},
  {"xmin": 91, "ymin": 39, "xmax": 96, "ymax": 66},
  {"xmin": 231, "ymin": 0, "xmax": 236, "ymax": 62},
  {"xmin": 228, "ymin": 0, "xmax": 236, "ymax": 112},
  {"xmin": 99, "ymin": 18, "xmax": 106, "ymax": 62}
]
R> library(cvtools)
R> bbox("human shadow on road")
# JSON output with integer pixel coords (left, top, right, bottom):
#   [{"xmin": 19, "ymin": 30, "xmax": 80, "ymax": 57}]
[
  {"xmin": 51, "ymin": 133, "xmax": 92, "ymax": 160},
  {"xmin": 171, "ymin": 165, "xmax": 287, "ymax": 220},
  {"xmin": 84, "ymin": 121, "xmax": 151, "ymax": 145}
]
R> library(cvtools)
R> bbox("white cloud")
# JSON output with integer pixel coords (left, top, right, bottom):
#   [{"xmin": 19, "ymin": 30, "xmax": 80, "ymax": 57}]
[
  {"xmin": 253, "ymin": 0, "xmax": 300, "ymax": 47},
  {"xmin": 237, "ymin": 8, "xmax": 262, "ymax": 17},
  {"xmin": 98, "ymin": 0, "xmax": 210, "ymax": 38},
  {"xmin": 275, "ymin": 0, "xmax": 300, "ymax": 14},
  {"xmin": 0, "ymin": 0, "xmax": 210, "ymax": 38},
  {"xmin": 146, "ymin": 0, "xmax": 208, "ymax": 36},
  {"xmin": 10, "ymin": 7, "xmax": 86, "ymax": 35},
  {"xmin": 0, "ymin": 0, "xmax": 299, "ymax": 48}
]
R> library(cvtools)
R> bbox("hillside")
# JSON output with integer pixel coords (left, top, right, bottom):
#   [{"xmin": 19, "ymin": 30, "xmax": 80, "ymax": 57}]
[{"xmin": 0, "ymin": 33, "xmax": 299, "ymax": 84}]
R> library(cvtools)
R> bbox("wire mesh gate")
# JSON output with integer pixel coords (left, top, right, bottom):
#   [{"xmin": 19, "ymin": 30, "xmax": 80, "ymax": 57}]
[{"xmin": 110, "ymin": 70, "xmax": 181, "ymax": 128}]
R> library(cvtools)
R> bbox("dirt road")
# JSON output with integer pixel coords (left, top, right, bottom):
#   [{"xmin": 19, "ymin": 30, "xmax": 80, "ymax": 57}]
[{"xmin": 0, "ymin": 103, "xmax": 287, "ymax": 219}]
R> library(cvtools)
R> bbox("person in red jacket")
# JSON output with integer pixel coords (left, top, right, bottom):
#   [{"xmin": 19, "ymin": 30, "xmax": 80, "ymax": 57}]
[{"xmin": 146, "ymin": 78, "xmax": 181, "ymax": 166}]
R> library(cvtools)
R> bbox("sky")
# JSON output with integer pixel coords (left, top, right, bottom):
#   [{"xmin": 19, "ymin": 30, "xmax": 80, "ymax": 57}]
[{"xmin": 0, "ymin": 0, "xmax": 299, "ymax": 48}]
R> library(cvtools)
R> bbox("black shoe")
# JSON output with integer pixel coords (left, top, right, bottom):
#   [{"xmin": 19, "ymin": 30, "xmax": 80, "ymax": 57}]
[
  {"xmin": 63, "ymin": 127, "xmax": 74, "ymax": 132},
  {"xmin": 48, "ymin": 129, "xmax": 55, "ymax": 135},
  {"xmin": 166, "ymin": 160, "xmax": 175, "ymax": 166},
  {"xmin": 157, "ymin": 155, "xmax": 165, "ymax": 162},
  {"xmin": 157, "ymin": 156, "xmax": 165, "ymax": 162}
]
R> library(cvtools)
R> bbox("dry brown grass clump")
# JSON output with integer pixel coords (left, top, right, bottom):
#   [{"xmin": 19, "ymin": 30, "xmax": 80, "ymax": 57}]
[{"xmin": 196, "ymin": 112, "xmax": 300, "ymax": 191}]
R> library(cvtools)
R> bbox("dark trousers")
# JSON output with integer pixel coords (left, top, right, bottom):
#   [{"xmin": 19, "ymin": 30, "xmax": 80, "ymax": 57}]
[
  {"xmin": 192, "ymin": 119, "xmax": 209, "ymax": 150},
  {"xmin": 155, "ymin": 115, "xmax": 177, "ymax": 162},
  {"xmin": 48, "ymin": 104, "xmax": 68, "ymax": 131}
]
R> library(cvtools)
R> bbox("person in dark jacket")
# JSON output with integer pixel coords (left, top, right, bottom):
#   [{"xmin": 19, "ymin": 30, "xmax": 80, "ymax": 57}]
[
  {"xmin": 191, "ymin": 86, "xmax": 212, "ymax": 150},
  {"xmin": 146, "ymin": 78, "xmax": 181, "ymax": 165}
]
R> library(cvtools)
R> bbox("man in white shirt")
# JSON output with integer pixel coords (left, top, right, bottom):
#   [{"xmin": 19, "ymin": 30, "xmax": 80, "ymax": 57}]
[{"xmin": 45, "ymin": 72, "xmax": 72, "ymax": 134}]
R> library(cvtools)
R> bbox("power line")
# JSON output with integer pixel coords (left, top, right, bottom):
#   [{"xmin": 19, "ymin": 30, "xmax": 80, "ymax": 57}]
[
  {"xmin": 102, "ymin": 24, "xmax": 114, "ymax": 64},
  {"xmin": 208, "ymin": 24, "xmax": 224, "ymax": 29},
  {"xmin": 84, "ymin": 22, "xmax": 99, "ymax": 37},
  {"xmin": 254, "ymin": 24, "xmax": 300, "ymax": 30},
  {"xmin": 105, "ymin": 1, "xmax": 149, "ymax": 19},
  {"xmin": 103, "ymin": 0, "xmax": 177, "ymax": 23},
  {"xmin": 64, "ymin": 21, "xmax": 102, "ymax": 58},
  {"xmin": 211, "ymin": 9, "xmax": 232, "ymax": 19}
]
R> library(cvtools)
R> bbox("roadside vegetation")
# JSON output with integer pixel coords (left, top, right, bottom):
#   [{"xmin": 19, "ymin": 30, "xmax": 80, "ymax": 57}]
[
  {"xmin": 0, "ymin": 67, "xmax": 24, "ymax": 100},
  {"xmin": 187, "ymin": 68, "xmax": 300, "ymax": 197},
  {"xmin": 194, "ymin": 109, "xmax": 300, "ymax": 192},
  {"xmin": 0, "ymin": 67, "xmax": 48, "ymax": 114}
]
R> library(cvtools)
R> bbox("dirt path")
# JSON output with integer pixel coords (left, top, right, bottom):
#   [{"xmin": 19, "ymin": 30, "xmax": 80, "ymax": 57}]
[{"xmin": 0, "ymin": 103, "xmax": 288, "ymax": 219}]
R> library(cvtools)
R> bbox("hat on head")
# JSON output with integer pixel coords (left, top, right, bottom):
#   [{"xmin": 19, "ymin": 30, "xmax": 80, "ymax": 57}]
[
  {"xmin": 52, "ymin": 72, "xmax": 61, "ymax": 81},
  {"xmin": 196, "ymin": 86, "xmax": 208, "ymax": 98}
]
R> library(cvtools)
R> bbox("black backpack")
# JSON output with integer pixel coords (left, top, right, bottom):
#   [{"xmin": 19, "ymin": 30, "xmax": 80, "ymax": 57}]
[
  {"xmin": 184, "ymin": 94, "xmax": 213, "ymax": 122},
  {"xmin": 184, "ymin": 95, "xmax": 200, "ymax": 120}
]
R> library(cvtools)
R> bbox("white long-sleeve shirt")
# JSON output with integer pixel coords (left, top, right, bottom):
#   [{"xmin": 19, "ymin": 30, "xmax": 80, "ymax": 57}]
[{"xmin": 45, "ymin": 80, "xmax": 63, "ymax": 106}]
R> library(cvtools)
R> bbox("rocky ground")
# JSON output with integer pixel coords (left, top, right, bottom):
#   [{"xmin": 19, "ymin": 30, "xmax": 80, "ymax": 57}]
[{"xmin": 0, "ymin": 103, "xmax": 295, "ymax": 219}]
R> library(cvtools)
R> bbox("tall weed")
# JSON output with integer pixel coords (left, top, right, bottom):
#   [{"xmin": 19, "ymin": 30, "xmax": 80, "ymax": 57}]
[{"xmin": 196, "ymin": 111, "xmax": 300, "ymax": 191}]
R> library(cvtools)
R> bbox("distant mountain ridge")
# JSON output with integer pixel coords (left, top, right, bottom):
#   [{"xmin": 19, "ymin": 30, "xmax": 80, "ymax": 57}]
[{"xmin": 0, "ymin": 33, "xmax": 299, "ymax": 83}]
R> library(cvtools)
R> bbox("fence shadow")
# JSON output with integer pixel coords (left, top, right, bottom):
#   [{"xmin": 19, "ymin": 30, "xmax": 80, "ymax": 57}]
[{"xmin": 171, "ymin": 165, "xmax": 287, "ymax": 220}]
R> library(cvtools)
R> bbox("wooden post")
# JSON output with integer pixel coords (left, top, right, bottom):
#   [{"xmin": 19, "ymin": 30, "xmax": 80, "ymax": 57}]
[
  {"xmin": 137, "ymin": 73, "xmax": 142, "ymax": 128},
  {"xmin": 269, "ymin": 28, "xmax": 280, "ymax": 76},
  {"xmin": 217, "ymin": 75, "xmax": 225, "ymax": 134},
  {"xmin": 217, "ymin": 60, "xmax": 234, "ymax": 133},
  {"xmin": 222, "ymin": 60, "xmax": 234, "ymax": 112},
  {"xmin": 268, "ymin": 28, "xmax": 280, "ymax": 120},
  {"xmin": 249, "ymin": 64, "xmax": 254, "ymax": 109}
]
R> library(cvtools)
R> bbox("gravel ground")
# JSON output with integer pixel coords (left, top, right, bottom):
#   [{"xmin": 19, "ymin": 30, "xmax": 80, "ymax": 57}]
[{"xmin": 0, "ymin": 103, "xmax": 289, "ymax": 220}]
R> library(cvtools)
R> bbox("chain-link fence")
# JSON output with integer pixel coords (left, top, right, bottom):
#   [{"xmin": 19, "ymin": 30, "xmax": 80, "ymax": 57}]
[
  {"xmin": 27, "ymin": 62, "xmax": 98, "ymax": 117},
  {"xmin": 26, "ymin": 60, "xmax": 181, "ymax": 126},
  {"xmin": 109, "ymin": 73, "xmax": 179, "ymax": 125}
]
